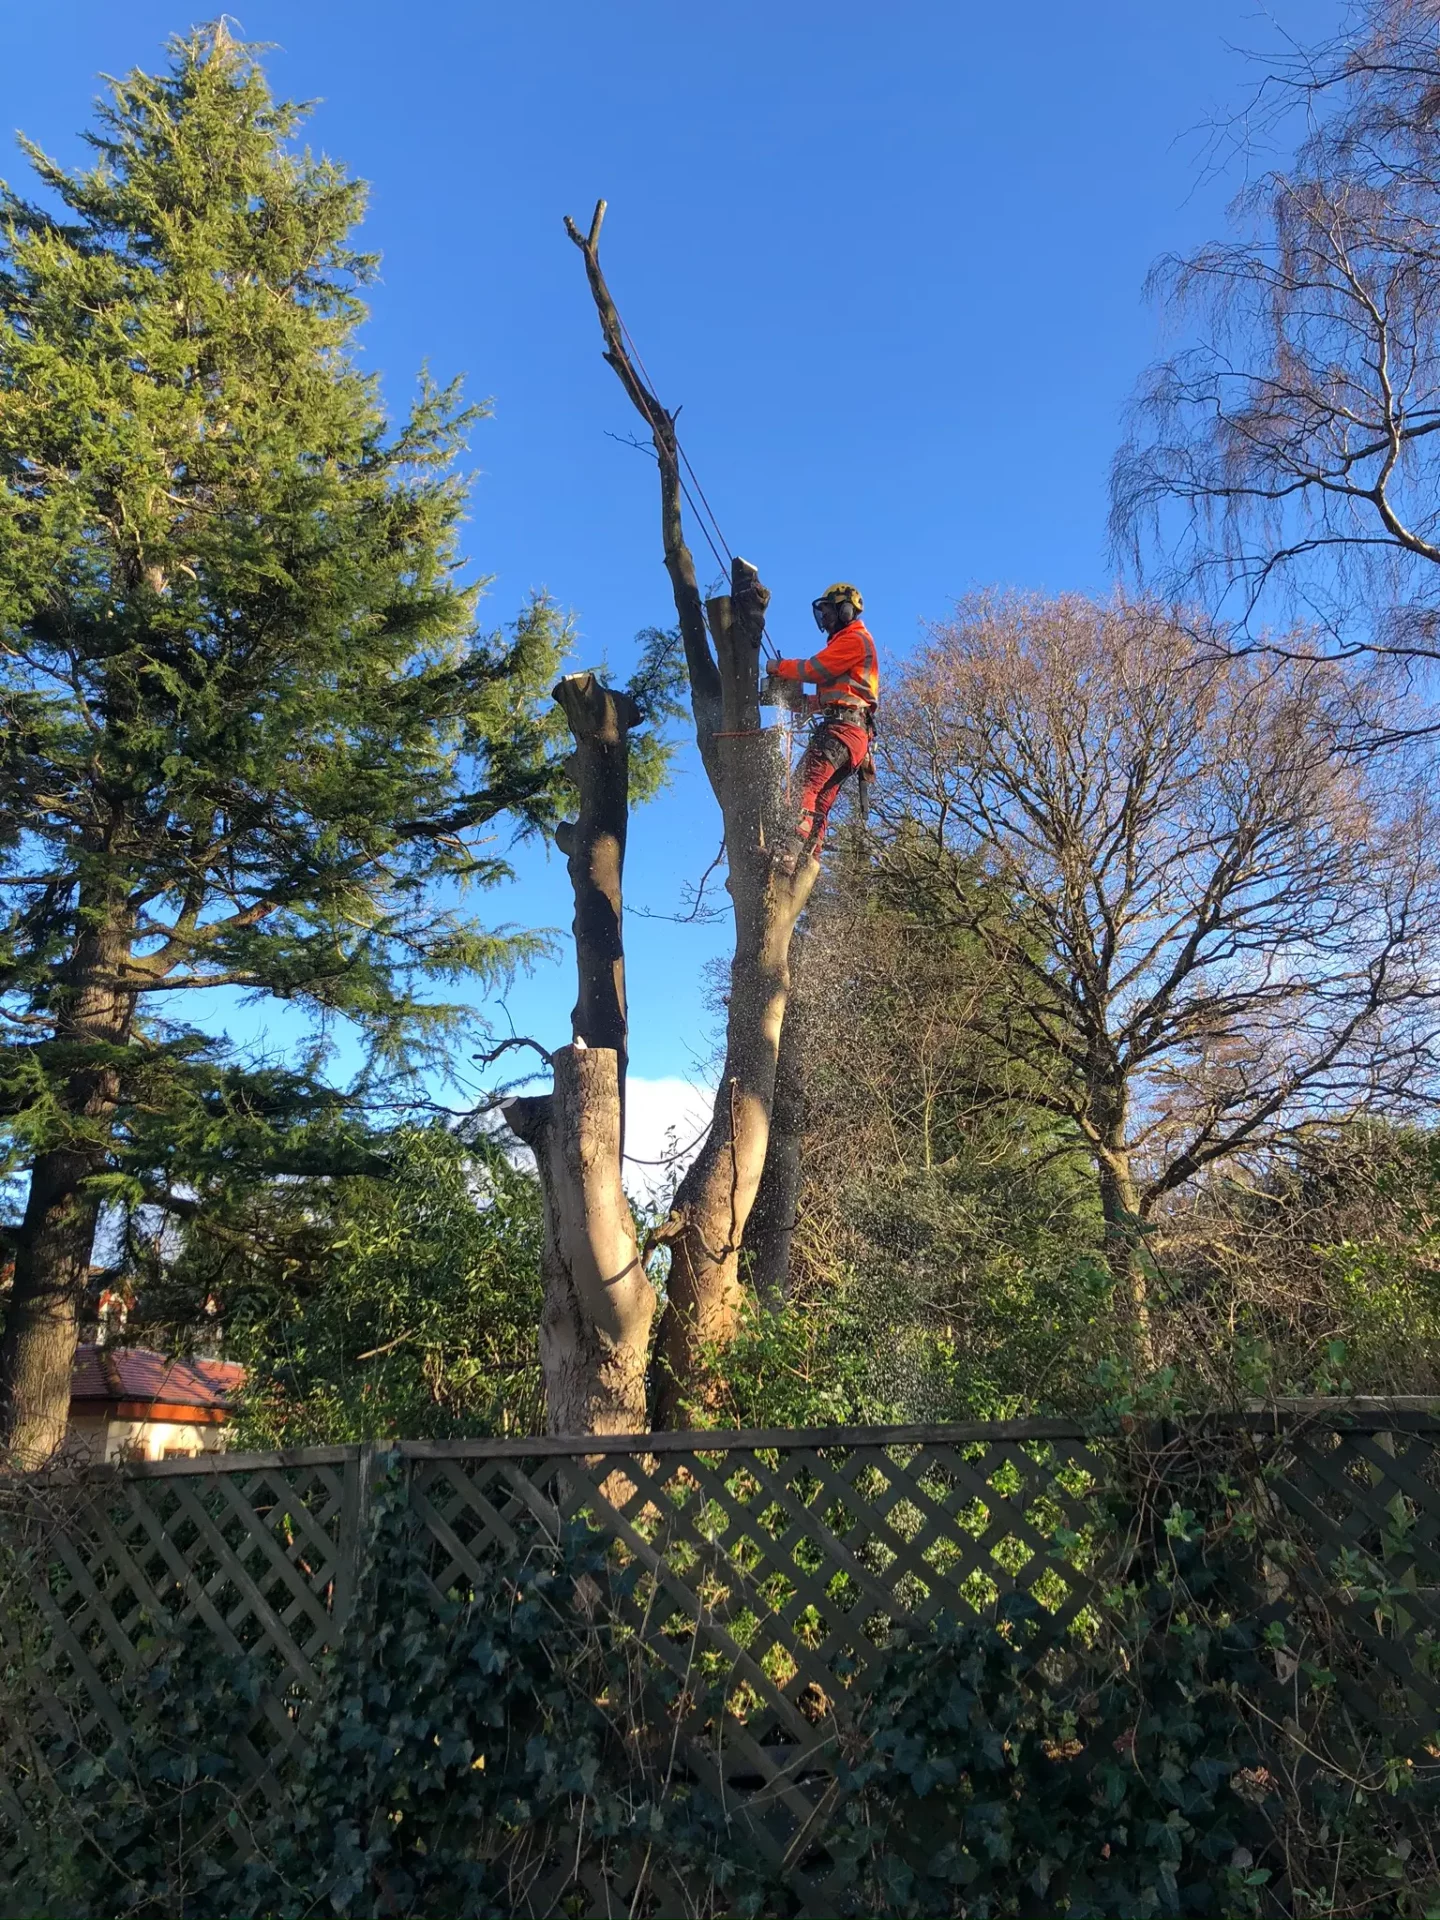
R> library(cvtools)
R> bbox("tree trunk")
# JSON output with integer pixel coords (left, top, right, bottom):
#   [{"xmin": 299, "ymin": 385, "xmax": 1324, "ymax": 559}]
[
  {"xmin": 553, "ymin": 673, "xmax": 635, "ymax": 1075},
  {"xmin": 650, "ymin": 576, "xmax": 817, "ymax": 1424},
  {"xmin": 654, "ymin": 858, "xmax": 812, "ymax": 1417},
  {"xmin": 503, "ymin": 673, "xmax": 654, "ymax": 1433},
  {"xmin": 0, "ymin": 891, "xmax": 136, "ymax": 1465},
  {"xmin": 565, "ymin": 206, "xmax": 817, "ymax": 1425},
  {"xmin": 506, "ymin": 1046, "xmax": 652, "ymax": 1434},
  {"xmin": 1097, "ymin": 1141, "xmax": 1153, "ymax": 1372},
  {"xmin": 742, "ymin": 942, "xmax": 806, "ymax": 1307}
]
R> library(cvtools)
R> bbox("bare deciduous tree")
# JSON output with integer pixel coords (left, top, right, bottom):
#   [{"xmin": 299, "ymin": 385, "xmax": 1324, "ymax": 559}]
[
  {"xmin": 565, "ymin": 204, "xmax": 818, "ymax": 1424},
  {"xmin": 1114, "ymin": 0, "xmax": 1440, "ymax": 692},
  {"xmin": 883, "ymin": 591, "xmax": 1440, "ymax": 1361}
]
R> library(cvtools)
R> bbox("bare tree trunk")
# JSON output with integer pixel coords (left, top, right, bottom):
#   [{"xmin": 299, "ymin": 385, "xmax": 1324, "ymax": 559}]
[
  {"xmin": 507, "ymin": 1047, "xmax": 652, "ymax": 1434},
  {"xmin": 0, "ymin": 889, "xmax": 135, "ymax": 1465},
  {"xmin": 503, "ymin": 673, "xmax": 655, "ymax": 1433},
  {"xmin": 553, "ymin": 675, "xmax": 634, "ymax": 1070},
  {"xmin": 742, "ymin": 947, "xmax": 806, "ymax": 1307},
  {"xmin": 654, "ymin": 854, "xmax": 814, "ymax": 1418},
  {"xmin": 650, "ymin": 577, "xmax": 816, "ymax": 1420},
  {"xmin": 746, "ymin": 835, "xmax": 866, "ymax": 1305},
  {"xmin": 565, "ymin": 205, "xmax": 817, "ymax": 1425},
  {"xmin": 742, "ymin": 910, "xmax": 815, "ymax": 1306},
  {"xmin": 1097, "ymin": 1143, "xmax": 1154, "ymax": 1372}
]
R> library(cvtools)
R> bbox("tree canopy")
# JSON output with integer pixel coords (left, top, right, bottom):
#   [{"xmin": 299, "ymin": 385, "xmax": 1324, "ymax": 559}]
[
  {"xmin": 0, "ymin": 25, "xmax": 570, "ymax": 1460},
  {"xmin": 1114, "ymin": 0, "xmax": 1440, "ymax": 695}
]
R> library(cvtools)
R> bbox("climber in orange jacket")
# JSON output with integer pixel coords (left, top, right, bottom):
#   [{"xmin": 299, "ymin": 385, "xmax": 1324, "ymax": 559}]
[{"xmin": 768, "ymin": 582, "xmax": 879, "ymax": 871}]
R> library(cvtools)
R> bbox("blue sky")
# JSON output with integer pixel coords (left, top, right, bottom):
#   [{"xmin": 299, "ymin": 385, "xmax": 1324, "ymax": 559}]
[{"xmin": 2, "ymin": 0, "xmax": 1333, "ymax": 1128}]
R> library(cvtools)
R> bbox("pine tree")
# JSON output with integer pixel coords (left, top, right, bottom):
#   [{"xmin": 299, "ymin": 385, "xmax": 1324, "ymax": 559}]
[{"xmin": 0, "ymin": 26, "xmax": 568, "ymax": 1462}]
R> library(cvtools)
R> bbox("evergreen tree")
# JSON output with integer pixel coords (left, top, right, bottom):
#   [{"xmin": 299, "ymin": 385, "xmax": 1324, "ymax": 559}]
[{"xmin": 0, "ymin": 26, "xmax": 568, "ymax": 1461}]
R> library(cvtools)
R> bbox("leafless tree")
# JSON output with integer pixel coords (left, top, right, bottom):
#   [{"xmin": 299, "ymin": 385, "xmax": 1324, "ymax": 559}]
[
  {"xmin": 882, "ymin": 591, "xmax": 1440, "ymax": 1360},
  {"xmin": 1114, "ymin": 0, "xmax": 1440, "ymax": 702},
  {"xmin": 565, "ymin": 204, "xmax": 818, "ymax": 1425}
]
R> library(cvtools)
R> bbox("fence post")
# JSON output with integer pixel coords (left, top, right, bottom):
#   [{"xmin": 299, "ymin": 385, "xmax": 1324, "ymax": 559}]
[{"xmin": 331, "ymin": 1443, "xmax": 377, "ymax": 1634}]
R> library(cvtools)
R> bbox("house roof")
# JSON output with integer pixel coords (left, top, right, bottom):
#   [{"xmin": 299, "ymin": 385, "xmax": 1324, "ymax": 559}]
[{"xmin": 69, "ymin": 1345, "xmax": 245, "ymax": 1418}]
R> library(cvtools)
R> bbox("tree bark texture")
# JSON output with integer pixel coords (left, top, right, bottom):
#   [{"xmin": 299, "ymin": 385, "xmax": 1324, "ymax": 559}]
[
  {"xmin": 740, "ymin": 915, "xmax": 809, "ymax": 1305},
  {"xmin": 553, "ymin": 673, "xmax": 641, "ymax": 1074},
  {"xmin": 648, "ymin": 572, "xmax": 818, "ymax": 1420},
  {"xmin": 565, "ymin": 204, "xmax": 817, "ymax": 1425},
  {"xmin": 0, "ymin": 888, "xmax": 136, "ymax": 1465},
  {"xmin": 503, "ymin": 673, "xmax": 653, "ymax": 1433},
  {"xmin": 506, "ymin": 1046, "xmax": 653, "ymax": 1434},
  {"xmin": 1097, "ymin": 1141, "xmax": 1154, "ymax": 1372}
]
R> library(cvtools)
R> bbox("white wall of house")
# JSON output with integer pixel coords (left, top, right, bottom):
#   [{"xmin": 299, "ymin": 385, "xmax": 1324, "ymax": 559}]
[{"xmin": 65, "ymin": 1415, "xmax": 233, "ymax": 1463}]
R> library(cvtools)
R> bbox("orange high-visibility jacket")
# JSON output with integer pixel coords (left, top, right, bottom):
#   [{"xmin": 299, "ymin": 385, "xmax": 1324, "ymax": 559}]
[{"xmin": 772, "ymin": 619, "xmax": 879, "ymax": 711}]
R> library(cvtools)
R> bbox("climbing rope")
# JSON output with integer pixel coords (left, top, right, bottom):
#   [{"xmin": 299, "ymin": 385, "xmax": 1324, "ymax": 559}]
[
  {"xmin": 616, "ymin": 311, "xmax": 736, "ymax": 579},
  {"xmin": 612, "ymin": 303, "xmax": 799, "ymax": 794}
]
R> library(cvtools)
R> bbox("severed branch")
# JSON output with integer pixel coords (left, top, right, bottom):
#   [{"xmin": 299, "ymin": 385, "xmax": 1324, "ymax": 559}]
[{"xmin": 474, "ymin": 1035, "xmax": 555, "ymax": 1074}]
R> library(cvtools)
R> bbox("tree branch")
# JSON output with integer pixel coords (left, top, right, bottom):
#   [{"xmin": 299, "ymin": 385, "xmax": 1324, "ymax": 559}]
[{"xmin": 564, "ymin": 200, "xmax": 723, "ymax": 780}]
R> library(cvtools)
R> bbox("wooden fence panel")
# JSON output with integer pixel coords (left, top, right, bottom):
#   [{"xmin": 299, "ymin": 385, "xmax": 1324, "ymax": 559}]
[
  {"xmin": 0, "ymin": 1450, "xmax": 360, "ymax": 1887},
  {"xmin": 1247, "ymin": 1419, "xmax": 1440, "ymax": 1742},
  {"xmin": 402, "ymin": 1428, "xmax": 1105, "ymax": 1909},
  {"xmin": 7, "ymin": 1412, "xmax": 1440, "ymax": 1915}
]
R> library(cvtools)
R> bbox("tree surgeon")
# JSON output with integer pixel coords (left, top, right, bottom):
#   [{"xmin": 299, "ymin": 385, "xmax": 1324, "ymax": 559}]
[{"xmin": 768, "ymin": 584, "xmax": 880, "ymax": 872}]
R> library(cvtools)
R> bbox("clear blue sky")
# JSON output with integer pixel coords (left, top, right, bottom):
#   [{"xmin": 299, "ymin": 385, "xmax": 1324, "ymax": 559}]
[{"xmin": 3, "ymin": 0, "xmax": 1332, "ymax": 1103}]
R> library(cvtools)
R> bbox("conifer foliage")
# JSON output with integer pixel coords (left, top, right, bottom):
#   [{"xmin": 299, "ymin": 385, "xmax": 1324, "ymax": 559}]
[{"xmin": 0, "ymin": 27, "xmax": 568, "ymax": 1462}]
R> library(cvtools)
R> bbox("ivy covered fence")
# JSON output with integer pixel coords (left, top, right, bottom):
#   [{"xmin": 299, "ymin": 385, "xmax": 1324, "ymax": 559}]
[{"xmin": 4, "ymin": 1412, "xmax": 1440, "ymax": 1915}]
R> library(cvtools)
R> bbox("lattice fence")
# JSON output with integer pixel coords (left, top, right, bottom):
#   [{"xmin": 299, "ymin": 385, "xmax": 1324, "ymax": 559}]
[
  {"xmin": 5, "ymin": 1411, "xmax": 1440, "ymax": 1914},
  {"xmin": 0, "ymin": 1444, "xmax": 361, "ymax": 1882},
  {"xmin": 402, "ymin": 1420, "xmax": 1106, "ymax": 1906},
  {"xmin": 1240, "ymin": 1409, "xmax": 1440, "ymax": 1741}
]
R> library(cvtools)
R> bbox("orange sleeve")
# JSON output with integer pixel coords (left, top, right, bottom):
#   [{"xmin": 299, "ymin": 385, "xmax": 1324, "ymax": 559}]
[{"xmin": 773, "ymin": 632, "xmax": 860, "ymax": 685}]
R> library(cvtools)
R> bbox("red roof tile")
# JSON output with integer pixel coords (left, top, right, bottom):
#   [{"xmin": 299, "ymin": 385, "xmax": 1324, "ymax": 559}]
[{"xmin": 69, "ymin": 1345, "xmax": 245, "ymax": 1412}]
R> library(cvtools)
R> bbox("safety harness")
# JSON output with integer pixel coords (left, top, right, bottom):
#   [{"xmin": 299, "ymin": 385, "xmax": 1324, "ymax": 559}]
[{"xmin": 814, "ymin": 697, "xmax": 878, "ymax": 825}]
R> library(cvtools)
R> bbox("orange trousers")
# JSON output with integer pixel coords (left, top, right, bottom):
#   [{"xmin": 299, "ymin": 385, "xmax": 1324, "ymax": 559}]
[{"xmin": 794, "ymin": 717, "xmax": 870, "ymax": 855}]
